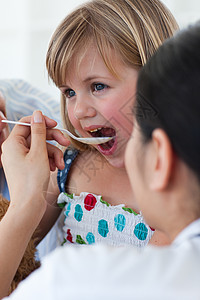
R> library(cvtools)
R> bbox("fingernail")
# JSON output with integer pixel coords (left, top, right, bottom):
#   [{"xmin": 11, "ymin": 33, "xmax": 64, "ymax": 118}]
[
  {"xmin": 33, "ymin": 111, "xmax": 43, "ymax": 123},
  {"xmin": 0, "ymin": 111, "xmax": 6, "ymax": 120}
]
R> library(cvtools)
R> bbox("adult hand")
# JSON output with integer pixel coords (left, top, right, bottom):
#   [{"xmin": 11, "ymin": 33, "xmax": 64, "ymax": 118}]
[
  {"xmin": 0, "ymin": 92, "xmax": 9, "ymax": 168},
  {"xmin": 0, "ymin": 110, "xmax": 71, "ymax": 299},
  {"xmin": 1, "ymin": 110, "xmax": 70, "ymax": 210}
]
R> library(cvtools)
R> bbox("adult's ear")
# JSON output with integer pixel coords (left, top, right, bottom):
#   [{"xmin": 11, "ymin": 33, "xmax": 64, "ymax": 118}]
[{"xmin": 149, "ymin": 129, "xmax": 174, "ymax": 191}]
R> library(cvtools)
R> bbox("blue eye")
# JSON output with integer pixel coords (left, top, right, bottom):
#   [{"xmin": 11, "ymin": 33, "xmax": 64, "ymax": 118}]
[
  {"xmin": 94, "ymin": 83, "xmax": 107, "ymax": 92},
  {"xmin": 64, "ymin": 89, "xmax": 76, "ymax": 98}
]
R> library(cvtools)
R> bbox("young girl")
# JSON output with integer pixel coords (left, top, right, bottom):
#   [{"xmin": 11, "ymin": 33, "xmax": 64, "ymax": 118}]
[{"xmin": 41, "ymin": 0, "xmax": 179, "ymax": 248}]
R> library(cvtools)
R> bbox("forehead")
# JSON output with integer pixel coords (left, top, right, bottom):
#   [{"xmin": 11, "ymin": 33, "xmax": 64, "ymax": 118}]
[{"xmin": 64, "ymin": 43, "xmax": 127, "ymax": 84}]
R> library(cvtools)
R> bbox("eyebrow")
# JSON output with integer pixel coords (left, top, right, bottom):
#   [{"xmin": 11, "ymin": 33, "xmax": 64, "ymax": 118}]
[{"xmin": 83, "ymin": 75, "xmax": 108, "ymax": 82}]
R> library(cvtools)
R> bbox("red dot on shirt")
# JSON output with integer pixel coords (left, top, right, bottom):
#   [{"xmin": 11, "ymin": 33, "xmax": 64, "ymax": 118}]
[
  {"xmin": 149, "ymin": 226, "xmax": 155, "ymax": 231},
  {"xmin": 84, "ymin": 194, "xmax": 97, "ymax": 211},
  {"xmin": 67, "ymin": 229, "xmax": 73, "ymax": 243}
]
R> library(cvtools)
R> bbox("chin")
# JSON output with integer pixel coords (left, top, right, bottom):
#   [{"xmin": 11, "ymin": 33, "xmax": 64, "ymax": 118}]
[{"xmin": 104, "ymin": 155, "xmax": 126, "ymax": 169}]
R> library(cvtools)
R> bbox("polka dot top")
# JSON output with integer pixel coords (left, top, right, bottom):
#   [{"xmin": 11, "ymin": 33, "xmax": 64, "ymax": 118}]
[{"xmin": 57, "ymin": 148, "xmax": 155, "ymax": 248}]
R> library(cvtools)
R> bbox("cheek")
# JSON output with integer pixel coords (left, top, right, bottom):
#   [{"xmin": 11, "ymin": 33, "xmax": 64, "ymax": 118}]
[
  {"xmin": 113, "ymin": 94, "xmax": 135, "ymax": 136},
  {"xmin": 67, "ymin": 105, "xmax": 75, "ymax": 125},
  {"xmin": 101, "ymin": 103, "xmax": 134, "ymax": 138}
]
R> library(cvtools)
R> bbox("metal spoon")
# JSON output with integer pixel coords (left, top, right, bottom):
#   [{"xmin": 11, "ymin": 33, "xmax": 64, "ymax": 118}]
[{"xmin": 1, "ymin": 120, "xmax": 113, "ymax": 145}]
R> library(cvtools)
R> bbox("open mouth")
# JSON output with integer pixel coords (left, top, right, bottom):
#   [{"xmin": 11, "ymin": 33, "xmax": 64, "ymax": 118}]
[{"xmin": 89, "ymin": 127, "xmax": 116, "ymax": 150}]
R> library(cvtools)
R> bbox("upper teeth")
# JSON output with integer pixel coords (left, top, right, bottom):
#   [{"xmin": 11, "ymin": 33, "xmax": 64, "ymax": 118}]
[{"xmin": 89, "ymin": 128, "xmax": 102, "ymax": 133}]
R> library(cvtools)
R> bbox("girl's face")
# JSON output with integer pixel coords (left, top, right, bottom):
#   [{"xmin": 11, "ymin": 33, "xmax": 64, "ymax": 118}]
[{"xmin": 59, "ymin": 44, "xmax": 138, "ymax": 168}]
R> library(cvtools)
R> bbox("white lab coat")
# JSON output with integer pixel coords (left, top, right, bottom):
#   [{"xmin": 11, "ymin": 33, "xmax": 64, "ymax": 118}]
[{"xmin": 5, "ymin": 219, "xmax": 200, "ymax": 300}]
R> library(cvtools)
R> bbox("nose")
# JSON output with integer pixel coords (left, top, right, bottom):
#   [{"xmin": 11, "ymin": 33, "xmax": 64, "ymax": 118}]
[{"xmin": 74, "ymin": 97, "xmax": 96, "ymax": 120}]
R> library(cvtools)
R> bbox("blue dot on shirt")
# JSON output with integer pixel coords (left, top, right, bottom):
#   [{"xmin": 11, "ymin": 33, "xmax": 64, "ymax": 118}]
[
  {"xmin": 67, "ymin": 150, "xmax": 73, "ymax": 155},
  {"xmin": 86, "ymin": 232, "xmax": 95, "ymax": 244},
  {"xmin": 98, "ymin": 219, "xmax": 109, "ymax": 237},
  {"xmin": 114, "ymin": 214, "xmax": 126, "ymax": 232},
  {"xmin": 74, "ymin": 204, "xmax": 83, "ymax": 222},
  {"xmin": 134, "ymin": 223, "xmax": 148, "ymax": 240},
  {"xmin": 66, "ymin": 159, "xmax": 72, "ymax": 165},
  {"xmin": 64, "ymin": 203, "xmax": 71, "ymax": 218}
]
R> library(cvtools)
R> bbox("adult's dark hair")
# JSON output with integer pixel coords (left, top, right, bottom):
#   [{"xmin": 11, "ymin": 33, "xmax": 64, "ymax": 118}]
[{"xmin": 135, "ymin": 22, "xmax": 200, "ymax": 179}]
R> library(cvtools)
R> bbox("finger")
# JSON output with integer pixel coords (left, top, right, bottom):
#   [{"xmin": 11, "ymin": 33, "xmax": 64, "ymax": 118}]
[
  {"xmin": 8, "ymin": 115, "xmax": 33, "ymax": 140},
  {"xmin": 20, "ymin": 114, "xmax": 57, "ymax": 128},
  {"xmin": 0, "ymin": 111, "xmax": 7, "ymax": 131},
  {"xmin": 30, "ymin": 111, "xmax": 47, "ymax": 155},
  {"xmin": 49, "ymin": 157, "xmax": 56, "ymax": 172},
  {"xmin": 43, "ymin": 115, "xmax": 57, "ymax": 128},
  {"xmin": 9, "ymin": 114, "xmax": 58, "ymax": 140},
  {"xmin": 25, "ymin": 129, "xmax": 70, "ymax": 152},
  {"xmin": 45, "ymin": 128, "xmax": 70, "ymax": 147},
  {"xmin": 21, "ymin": 138, "xmax": 65, "ymax": 171},
  {"xmin": 0, "ymin": 92, "xmax": 6, "ymax": 116},
  {"xmin": 46, "ymin": 142, "xmax": 65, "ymax": 170}
]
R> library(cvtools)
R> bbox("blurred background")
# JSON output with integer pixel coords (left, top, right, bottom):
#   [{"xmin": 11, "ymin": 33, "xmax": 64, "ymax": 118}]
[{"xmin": 0, "ymin": 0, "xmax": 199, "ymax": 100}]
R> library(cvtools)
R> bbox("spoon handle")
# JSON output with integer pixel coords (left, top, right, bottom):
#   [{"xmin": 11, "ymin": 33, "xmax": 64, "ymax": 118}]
[
  {"xmin": 2, "ymin": 120, "xmax": 31, "ymax": 127},
  {"xmin": 1, "ymin": 120, "xmax": 112, "ymax": 145},
  {"xmin": 56, "ymin": 127, "xmax": 76, "ymax": 139}
]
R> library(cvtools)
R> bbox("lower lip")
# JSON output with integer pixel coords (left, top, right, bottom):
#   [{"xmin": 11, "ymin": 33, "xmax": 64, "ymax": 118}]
[{"xmin": 97, "ymin": 137, "xmax": 117, "ymax": 156}]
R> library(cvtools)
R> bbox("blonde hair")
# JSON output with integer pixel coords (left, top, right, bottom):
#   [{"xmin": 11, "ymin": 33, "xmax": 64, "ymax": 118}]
[{"xmin": 46, "ymin": 0, "xmax": 179, "ymax": 150}]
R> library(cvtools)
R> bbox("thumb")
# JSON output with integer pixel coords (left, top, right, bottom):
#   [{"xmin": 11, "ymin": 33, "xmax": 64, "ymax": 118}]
[{"xmin": 30, "ymin": 110, "xmax": 47, "ymax": 154}]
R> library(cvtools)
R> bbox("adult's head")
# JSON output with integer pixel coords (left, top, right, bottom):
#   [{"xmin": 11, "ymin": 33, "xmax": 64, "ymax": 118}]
[{"xmin": 126, "ymin": 23, "xmax": 200, "ymax": 238}]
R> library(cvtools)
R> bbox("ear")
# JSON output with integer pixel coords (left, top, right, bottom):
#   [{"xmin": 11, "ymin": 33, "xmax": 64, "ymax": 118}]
[{"xmin": 150, "ymin": 129, "xmax": 174, "ymax": 191}]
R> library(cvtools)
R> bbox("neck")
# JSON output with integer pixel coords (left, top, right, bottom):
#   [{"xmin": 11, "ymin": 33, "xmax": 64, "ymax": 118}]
[
  {"xmin": 160, "ymin": 160, "xmax": 200, "ymax": 243},
  {"xmin": 159, "ymin": 191, "xmax": 200, "ymax": 243},
  {"xmin": 166, "ymin": 216, "xmax": 199, "ymax": 243}
]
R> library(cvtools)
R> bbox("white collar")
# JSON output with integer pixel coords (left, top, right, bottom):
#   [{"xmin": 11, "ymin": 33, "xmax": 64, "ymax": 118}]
[{"xmin": 173, "ymin": 218, "xmax": 200, "ymax": 246}]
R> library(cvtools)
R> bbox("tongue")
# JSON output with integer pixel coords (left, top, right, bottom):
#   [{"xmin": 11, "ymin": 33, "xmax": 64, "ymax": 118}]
[
  {"xmin": 90, "ymin": 127, "xmax": 115, "ymax": 138},
  {"xmin": 100, "ymin": 138, "xmax": 115, "ymax": 150},
  {"xmin": 90, "ymin": 128, "xmax": 115, "ymax": 150}
]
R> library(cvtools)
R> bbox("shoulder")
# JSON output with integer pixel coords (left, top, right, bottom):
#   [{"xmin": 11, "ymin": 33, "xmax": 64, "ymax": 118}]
[
  {"xmin": 57, "ymin": 147, "xmax": 79, "ymax": 193},
  {"xmin": 58, "ymin": 147, "xmax": 104, "ymax": 195},
  {"xmin": 67, "ymin": 149, "xmax": 108, "ymax": 192}
]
